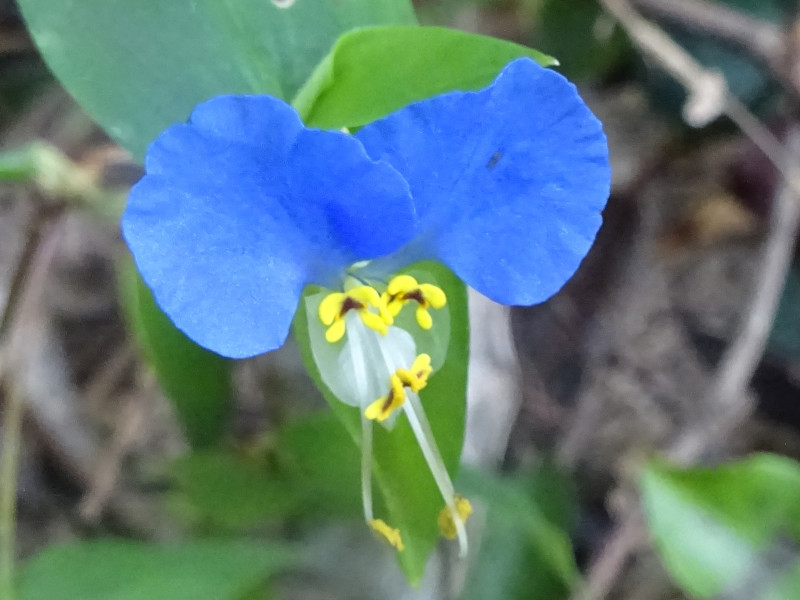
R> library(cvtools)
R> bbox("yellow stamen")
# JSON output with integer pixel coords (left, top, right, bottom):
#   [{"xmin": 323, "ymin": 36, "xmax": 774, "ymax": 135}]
[
  {"xmin": 365, "ymin": 354, "xmax": 433, "ymax": 422},
  {"xmin": 381, "ymin": 275, "xmax": 447, "ymax": 329},
  {"xmin": 369, "ymin": 519, "xmax": 404, "ymax": 551},
  {"xmin": 396, "ymin": 353, "xmax": 432, "ymax": 393},
  {"xmin": 318, "ymin": 286, "xmax": 385, "ymax": 342},
  {"xmin": 364, "ymin": 374, "xmax": 406, "ymax": 422},
  {"xmin": 437, "ymin": 495, "xmax": 473, "ymax": 540}
]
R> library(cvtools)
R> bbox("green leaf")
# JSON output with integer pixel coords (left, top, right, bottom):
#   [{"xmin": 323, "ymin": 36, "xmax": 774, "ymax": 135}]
[
  {"xmin": 293, "ymin": 25, "xmax": 556, "ymax": 128},
  {"xmin": 167, "ymin": 415, "xmax": 363, "ymax": 531},
  {"xmin": 119, "ymin": 259, "xmax": 232, "ymax": 448},
  {"xmin": 458, "ymin": 466, "xmax": 579, "ymax": 600},
  {"xmin": 277, "ymin": 412, "xmax": 363, "ymax": 519},
  {"xmin": 16, "ymin": 540, "xmax": 294, "ymax": 600},
  {"xmin": 536, "ymin": 0, "xmax": 630, "ymax": 81},
  {"xmin": 17, "ymin": 0, "xmax": 416, "ymax": 159},
  {"xmin": 642, "ymin": 454, "xmax": 800, "ymax": 599},
  {"xmin": 293, "ymin": 263, "xmax": 468, "ymax": 585},
  {"xmin": 168, "ymin": 451, "xmax": 294, "ymax": 531}
]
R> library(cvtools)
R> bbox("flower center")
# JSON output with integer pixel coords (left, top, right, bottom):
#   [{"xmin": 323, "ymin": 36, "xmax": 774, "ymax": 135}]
[
  {"xmin": 311, "ymin": 274, "xmax": 469, "ymax": 556},
  {"xmin": 318, "ymin": 275, "xmax": 447, "ymax": 344}
]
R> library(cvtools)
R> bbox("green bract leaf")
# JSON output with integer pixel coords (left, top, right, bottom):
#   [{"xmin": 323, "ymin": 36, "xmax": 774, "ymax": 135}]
[
  {"xmin": 642, "ymin": 454, "xmax": 800, "ymax": 599},
  {"xmin": 119, "ymin": 259, "xmax": 232, "ymax": 448},
  {"xmin": 293, "ymin": 25, "xmax": 557, "ymax": 128},
  {"xmin": 17, "ymin": 0, "xmax": 416, "ymax": 159},
  {"xmin": 16, "ymin": 540, "xmax": 294, "ymax": 600},
  {"xmin": 305, "ymin": 264, "xmax": 451, "ymax": 410},
  {"xmin": 293, "ymin": 262, "xmax": 468, "ymax": 585}
]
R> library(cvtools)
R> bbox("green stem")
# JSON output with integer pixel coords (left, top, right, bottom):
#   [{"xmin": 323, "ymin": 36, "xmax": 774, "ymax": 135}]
[{"xmin": 0, "ymin": 379, "xmax": 23, "ymax": 600}]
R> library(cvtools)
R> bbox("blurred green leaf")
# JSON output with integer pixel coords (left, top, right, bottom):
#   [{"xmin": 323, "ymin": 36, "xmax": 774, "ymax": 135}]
[
  {"xmin": 16, "ymin": 540, "xmax": 294, "ymax": 600},
  {"xmin": 168, "ymin": 451, "xmax": 292, "ymax": 531},
  {"xmin": 642, "ymin": 454, "xmax": 800, "ymax": 599},
  {"xmin": 293, "ymin": 263, "xmax": 468, "ymax": 585},
  {"xmin": 167, "ymin": 414, "xmax": 363, "ymax": 531},
  {"xmin": 294, "ymin": 25, "xmax": 556, "ymax": 128},
  {"xmin": 536, "ymin": 0, "xmax": 629, "ymax": 81},
  {"xmin": 119, "ymin": 259, "xmax": 232, "ymax": 448},
  {"xmin": 277, "ymin": 412, "xmax": 363, "ymax": 519},
  {"xmin": 458, "ymin": 466, "xmax": 579, "ymax": 600},
  {"xmin": 0, "ymin": 145, "xmax": 38, "ymax": 182},
  {"xmin": 0, "ymin": 142, "xmax": 114, "ymax": 206},
  {"xmin": 0, "ymin": 56, "xmax": 51, "ymax": 125},
  {"xmin": 17, "ymin": 0, "xmax": 416, "ymax": 159}
]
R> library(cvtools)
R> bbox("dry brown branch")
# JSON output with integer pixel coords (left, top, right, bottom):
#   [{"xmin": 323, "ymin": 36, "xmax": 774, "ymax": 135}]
[
  {"xmin": 0, "ymin": 28, "xmax": 32, "ymax": 55},
  {"xmin": 573, "ymin": 509, "xmax": 648, "ymax": 600},
  {"xmin": 0, "ymin": 196, "xmax": 62, "ymax": 339},
  {"xmin": 78, "ymin": 393, "xmax": 147, "ymax": 522},
  {"xmin": 601, "ymin": 0, "xmax": 795, "ymax": 182},
  {"xmin": 632, "ymin": 0, "xmax": 782, "ymax": 67},
  {"xmin": 0, "ymin": 215, "xmax": 65, "ymax": 597}
]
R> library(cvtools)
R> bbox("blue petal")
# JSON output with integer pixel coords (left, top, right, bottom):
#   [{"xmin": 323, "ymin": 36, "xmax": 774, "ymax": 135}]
[
  {"xmin": 123, "ymin": 95, "xmax": 415, "ymax": 359},
  {"xmin": 356, "ymin": 58, "xmax": 610, "ymax": 305}
]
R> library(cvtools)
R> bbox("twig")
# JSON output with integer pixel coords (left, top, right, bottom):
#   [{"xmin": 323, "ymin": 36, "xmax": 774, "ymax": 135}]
[
  {"xmin": 0, "ymin": 214, "xmax": 64, "ymax": 600},
  {"xmin": 0, "ymin": 380, "xmax": 23, "ymax": 600},
  {"xmin": 0, "ymin": 29, "xmax": 32, "ymax": 55},
  {"xmin": 81, "ymin": 344, "xmax": 136, "ymax": 412},
  {"xmin": 632, "ymin": 0, "xmax": 783, "ymax": 68},
  {"xmin": 602, "ymin": 0, "xmax": 794, "ymax": 185},
  {"xmin": 572, "ymin": 509, "xmax": 647, "ymax": 600},
  {"xmin": 78, "ymin": 394, "xmax": 146, "ymax": 522},
  {"xmin": 0, "ymin": 197, "xmax": 55, "ymax": 339}
]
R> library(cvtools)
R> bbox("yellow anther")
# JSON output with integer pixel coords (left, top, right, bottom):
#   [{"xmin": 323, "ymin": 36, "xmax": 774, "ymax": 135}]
[
  {"xmin": 318, "ymin": 286, "xmax": 385, "ymax": 342},
  {"xmin": 364, "ymin": 374, "xmax": 406, "ymax": 422},
  {"xmin": 381, "ymin": 275, "xmax": 447, "ymax": 330},
  {"xmin": 369, "ymin": 518, "xmax": 404, "ymax": 551},
  {"xmin": 365, "ymin": 354, "xmax": 433, "ymax": 422},
  {"xmin": 396, "ymin": 353, "xmax": 432, "ymax": 393},
  {"xmin": 437, "ymin": 495, "xmax": 473, "ymax": 540}
]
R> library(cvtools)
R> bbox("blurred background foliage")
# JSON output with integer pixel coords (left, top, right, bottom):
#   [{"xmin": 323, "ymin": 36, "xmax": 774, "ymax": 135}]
[{"xmin": 3, "ymin": 0, "xmax": 800, "ymax": 599}]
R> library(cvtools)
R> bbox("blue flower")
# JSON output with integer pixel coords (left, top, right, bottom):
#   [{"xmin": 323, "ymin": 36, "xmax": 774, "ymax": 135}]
[{"xmin": 122, "ymin": 57, "xmax": 610, "ymax": 359}]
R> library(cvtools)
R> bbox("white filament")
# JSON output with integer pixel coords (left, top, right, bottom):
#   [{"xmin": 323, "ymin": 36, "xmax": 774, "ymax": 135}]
[
  {"xmin": 403, "ymin": 393, "xmax": 468, "ymax": 558},
  {"xmin": 360, "ymin": 414, "xmax": 374, "ymax": 523},
  {"xmin": 376, "ymin": 336, "xmax": 469, "ymax": 557}
]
